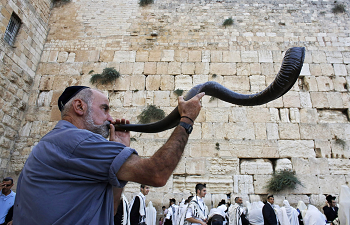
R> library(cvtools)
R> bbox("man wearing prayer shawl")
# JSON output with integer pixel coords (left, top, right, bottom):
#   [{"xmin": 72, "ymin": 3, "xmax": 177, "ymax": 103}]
[
  {"xmin": 338, "ymin": 185, "xmax": 350, "ymax": 225},
  {"xmin": 130, "ymin": 185, "xmax": 150, "ymax": 225},
  {"xmin": 114, "ymin": 193, "xmax": 130, "ymax": 225},
  {"xmin": 228, "ymin": 197, "xmax": 249, "ymax": 225},
  {"xmin": 146, "ymin": 201, "xmax": 157, "ymax": 225},
  {"xmin": 281, "ymin": 200, "xmax": 299, "ymax": 225},
  {"xmin": 247, "ymin": 201, "xmax": 264, "ymax": 225},
  {"xmin": 165, "ymin": 198, "xmax": 179, "ymax": 225},
  {"xmin": 303, "ymin": 205, "xmax": 326, "ymax": 225}
]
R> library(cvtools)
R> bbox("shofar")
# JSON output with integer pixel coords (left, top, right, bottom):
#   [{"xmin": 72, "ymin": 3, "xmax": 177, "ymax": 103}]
[{"xmin": 115, "ymin": 47, "xmax": 305, "ymax": 133}]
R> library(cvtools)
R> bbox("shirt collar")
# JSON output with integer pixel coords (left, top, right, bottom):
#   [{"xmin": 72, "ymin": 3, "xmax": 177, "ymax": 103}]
[{"xmin": 139, "ymin": 192, "xmax": 145, "ymax": 198}]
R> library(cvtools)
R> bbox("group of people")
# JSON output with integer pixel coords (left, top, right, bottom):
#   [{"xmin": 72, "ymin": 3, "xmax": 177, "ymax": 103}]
[{"xmin": 1, "ymin": 86, "xmax": 349, "ymax": 225}]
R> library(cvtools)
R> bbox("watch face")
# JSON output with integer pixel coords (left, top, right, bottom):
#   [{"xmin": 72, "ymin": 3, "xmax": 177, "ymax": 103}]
[{"xmin": 188, "ymin": 126, "xmax": 193, "ymax": 134}]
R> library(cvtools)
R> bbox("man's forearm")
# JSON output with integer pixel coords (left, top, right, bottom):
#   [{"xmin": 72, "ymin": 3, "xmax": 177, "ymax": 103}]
[
  {"xmin": 186, "ymin": 217, "xmax": 204, "ymax": 224},
  {"xmin": 113, "ymin": 187, "xmax": 123, "ymax": 215}
]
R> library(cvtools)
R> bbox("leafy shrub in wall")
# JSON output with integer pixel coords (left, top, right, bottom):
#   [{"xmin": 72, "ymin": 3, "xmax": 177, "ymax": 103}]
[
  {"xmin": 89, "ymin": 67, "xmax": 120, "ymax": 85},
  {"xmin": 223, "ymin": 18, "xmax": 233, "ymax": 27},
  {"xmin": 173, "ymin": 89, "xmax": 184, "ymax": 97},
  {"xmin": 139, "ymin": 0, "xmax": 153, "ymax": 7},
  {"xmin": 332, "ymin": 4, "xmax": 346, "ymax": 13},
  {"xmin": 266, "ymin": 169, "xmax": 302, "ymax": 192},
  {"xmin": 138, "ymin": 105, "xmax": 165, "ymax": 124}
]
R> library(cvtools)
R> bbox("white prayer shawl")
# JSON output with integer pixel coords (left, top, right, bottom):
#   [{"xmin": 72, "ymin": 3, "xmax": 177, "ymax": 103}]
[
  {"xmin": 166, "ymin": 204, "xmax": 179, "ymax": 225},
  {"xmin": 303, "ymin": 205, "xmax": 326, "ymax": 225},
  {"xmin": 228, "ymin": 203, "xmax": 243, "ymax": 225},
  {"xmin": 121, "ymin": 194, "xmax": 130, "ymax": 225},
  {"xmin": 339, "ymin": 185, "xmax": 350, "ymax": 225},
  {"xmin": 245, "ymin": 201, "xmax": 251, "ymax": 216},
  {"xmin": 296, "ymin": 201, "xmax": 307, "ymax": 220},
  {"xmin": 248, "ymin": 201, "xmax": 264, "ymax": 225},
  {"xmin": 146, "ymin": 201, "xmax": 157, "ymax": 225},
  {"xmin": 185, "ymin": 197, "xmax": 209, "ymax": 225},
  {"xmin": 282, "ymin": 200, "xmax": 299, "ymax": 225},
  {"xmin": 177, "ymin": 203, "xmax": 188, "ymax": 225},
  {"xmin": 208, "ymin": 205, "xmax": 227, "ymax": 219},
  {"xmin": 129, "ymin": 192, "xmax": 146, "ymax": 223}
]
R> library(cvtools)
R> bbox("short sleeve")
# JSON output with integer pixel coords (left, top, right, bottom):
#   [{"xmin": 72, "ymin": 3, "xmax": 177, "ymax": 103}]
[{"xmin": 109, "ymin": 147, "xmax": 137, "ymax": 187}]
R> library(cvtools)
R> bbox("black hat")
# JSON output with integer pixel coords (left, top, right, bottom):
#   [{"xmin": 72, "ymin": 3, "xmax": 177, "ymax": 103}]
[
  {"xmin": 58, "ymin": 86, "xmax": 89, "ymax": 111},
  {"xmin": 326, "ymin": 195, "xmax": 336, "ymax": 202}
]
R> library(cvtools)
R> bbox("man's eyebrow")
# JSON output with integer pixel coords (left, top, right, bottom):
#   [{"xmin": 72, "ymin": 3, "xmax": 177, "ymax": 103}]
[{"xmin": 101, "ymin": 104, "xmax": 110, "ymax": 109}]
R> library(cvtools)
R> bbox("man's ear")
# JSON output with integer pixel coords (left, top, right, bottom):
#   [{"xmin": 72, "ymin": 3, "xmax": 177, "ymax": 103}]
[{"xmin": 72, "ymin": 99, "xmax": 87, "ymax": 116}]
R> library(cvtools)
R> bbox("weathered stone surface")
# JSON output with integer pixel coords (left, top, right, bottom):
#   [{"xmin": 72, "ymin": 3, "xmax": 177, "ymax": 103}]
[
  {"xmin": 275, "ymin": 158, "xmax": 292, "ymax": 171},
  {"xmin": 209, "ymin": 157, "xmax": 239, "ymax": 175},
  {"xmin": 279, "ymin": 123, "xmax": 300, "ymax": 140},
  {"xmin": 146, "ymin": 75, "xmax": 161, "ymax": 90},
  {"xmin": 240, "ymin": 159, "xmax": 273, "ymax": 175},
  {"xmin": 234, "ymin": 175, "xmax": 254, "ymax": 194},
  {"xmin": 113, "ymin": 51, "xmax": 136, "ymax": 62},
  {"xmin": 319, "ymin": 175, "xmax": 346, "ymax": 194},
  {"xmin": 278, "ymin": 140, "xmax": 315, "ymax": 158},
  {"xmin": 253, "ymin": 175, "xmax": 272, "ymax": 194}
]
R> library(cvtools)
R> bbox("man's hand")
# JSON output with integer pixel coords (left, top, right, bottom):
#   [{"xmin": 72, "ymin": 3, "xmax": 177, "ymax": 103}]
[
  {"xmin": 109, "ymin": 119, "xmax": 130, "ymax": 147},
  {"xmin": 0, "ymin": 183, "xmax": 4, "ymax": 191},
  {"xmin": 178, "ymin": 92, "xmax": 205, "ymax": 122}
]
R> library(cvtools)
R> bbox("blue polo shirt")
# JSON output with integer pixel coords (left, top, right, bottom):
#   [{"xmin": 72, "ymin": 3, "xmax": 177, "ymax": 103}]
[
  {"xmin": 0, "ymin": 190, "xmax": 16, "ymax": 223},
  {"xmin": 13, "ymin": 120, "xmax": 137, "ymax": 225}
]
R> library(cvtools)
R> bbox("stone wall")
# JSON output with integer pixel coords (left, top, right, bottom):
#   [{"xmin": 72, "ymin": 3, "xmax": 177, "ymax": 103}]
[
  {"xmin": 3, "ymin": 0, "xmax": 350, "ymax": 214},
  {"xmin": 0, "ymin": 0, "xmax": 51, "ymax": 177}
]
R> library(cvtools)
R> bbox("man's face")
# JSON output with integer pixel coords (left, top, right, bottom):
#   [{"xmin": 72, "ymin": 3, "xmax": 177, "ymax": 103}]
[
  {"xmin": 1, "ymin": 180, "xmax": 13, "ymax": 194},
  {"xmin": 236, "ymin": 197, "xmax": 243, "ymax": 205},
  {"xmin": 198, "ymin": 188, "xmax": 207, "ymax": 198},
  {"xmin": 331, "ymin": 200, "xmax": 336, "ymax": 207},
  {"xmin": 141, "ymin": 186, "xmax": 150, "ymax": 196},
  {"xmin": 268, "ymin": 197, "xmax": 274, "ymax": 204},
  {"xmin": 84, "ymin": 90, "xmax": 112, "ymax": 138}
]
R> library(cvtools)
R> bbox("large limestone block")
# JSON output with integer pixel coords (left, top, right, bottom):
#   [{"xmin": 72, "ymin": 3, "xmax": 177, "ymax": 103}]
[
  {"xmin": 303, "ymin": 76, "xmax": 318, "ymax": 91},
  {"xmin": 246, "ymin": 107, "xmax": 271, "ymax": 123},
  {"xmin": 193, "ymin": 75, "xmax": 209, "ymax": 86},
  {"xmin": 282, "ymin": 91, "xmax": 300, "ymax": 108},
  {"xmin": 275, "ymin": 158, "xmax": 292, "ymax": 171},
  {"xmin": 333, "ymin": 76, "xmax": 348, "ymax": 92},
  {"xmin": 114, "ymin": 75, "xmax": 131, "ymax": 91},
  {"xmin": 299, "ymin": 108, "xmax": 318, "ymax": 123},
  {"xmin": 250, "ymin": 75, "xmax": 265, "ymax": 92},
  {"xmin": 241, "ymin": 51, "xmax": 258, "ymax": 62},
  {"xmin": 57, "ymin": 52, "xmax": 68, "ymax": 63},
  {"xmin": 223, "ymin": 76, "xmax": 249, "ymax": 91},
  {"xmin": 299, "ymin": 123, "xmax": 331, "ymax": 140},
  {"xmin": 279, "ymin": 123, "xmax": 300, "ymax": 140},
  {"xmin": 266, "ymin": 123, "xmax": 279, "ymax": 140},
  {"xmin": 202, "ymin": 50, "xmax": 210, "ymax": 63},
  {"xmin": 237, "ymin": 63, "xmax": 250, "ymax": 76},
  {"xmin": 289, "ymin": 108, "xmax": 300, "ymax": 123},
  {"xmin": 175, "ymin": 75, "xmax": 192, "ymax": 90},
  {"xmin": 136, "ymin": 51, "xmax": 149, "ymax": 62},
  {"xmin": 99, "ymin": 51, "xmax": 114, "ymax": 62},
  {"xmin": 153, "ymin": 91, "xmax": 170, "ymax": 107},
  {"xmin": 130, "ymin": 75, "xmax": 145, "ymax": 90},
  {"xmin": 240, "ymin": 159, "xmax": 273, "ymax": 175},
  {"xmin": 278, "ymin": 140, "xmax": 315, "ymax": 158},
  {"xmin": 225, "ymin": 122, "xmax": 255, "ymax": 140},
  {"xmin": 333, "ymin": 64, "xmax": 347, "ymax": 76},
  {"xmin": 119, "ymin": 62, "xmax": 133, "ymax": 75},
  {"xmin": 208, "ymin": 157, "xmax": 239, "ymax": 175},
  {"xmin": 229, "ymin": 107, "xmax": 247, "ymax": 123},
  {"xmin": 299, "ymin": 92, "xmax": 312, "ymax": 108},
  {"xmin": 188, "ymin": 50, "xmax": 201, "ymax": 62},
  {"xmin": 161, "ymin": 50, "xmax": 174, "ymax": 62},
  {"xmin": 144, "ymin": 62, "xmax": 156, "ymax": 75},
  {"xmin": 175, "ymin": 50, "xmax": 189, "ymax": 62},
  {"xmin": 208, "ymin": 176, "xmax": 234, "ymax": 194},
  {"xmin": 210, "ymin": 63, "xmax": 236, "ymax": 75},
  {"xmin": 113, "ymin": 51, "xmax": 136, "ymax": 62},
  {"xmin": 160, "ymin": 75, "xmax": 174, "ymax": 90},
  {"xmin": 300, "ymin": 64, "xmax": 311, "ymax": 76},
  {"xmin": 315, "ymin": 140, "xmax": 331, "ymax": 158},
  {"xmin": 146, "ymin": 75, "xmax": 161, "ymax": 90},
  {"xmin": 223, "ymin": 51, "xmax": 241, "ymax": 62},
  {"xmin": 258, "ymin": 50, "xmax": 273, "ymax": 63},
  {"xmin": 253, "ymin": 175, "xmax": 272, "ymax": 194},
  {"xmin": 330, "ymin": 139, "xmax": 350, "ymax": 159},
  {"xmin": 59, "ymin": 63, "xmax": 83, "ymax": 75},
  {"xmin": 148, "ymin": 51, "xmax": 161, "ymax": 62},
  {"xmin": 254, "ymin": 123, "xmax": 267, "ymax": 140},
  {"xmin": 250, "ymin": 63, "xmax": 261, "ymax": 75},
  {"xmin": 228, "ymin": 140, "xmax": 279, "ymax": 158},
  {"xmin": 168, "ymin": 62, "xmax": 181, "ymax": 75},
  {"xmin": 189, "ymin": 141, "xmax": 219, "ymax": 157},
  {"xmin": 234, "ymin": 175, "xmax": 254, "ymax": 194},
  {"xmin": 318, "ymin": 109, "xmax": 348, "ymax": 123},
  {"xmin": 316, "ymin": 76, "xmax": 334, "ymax": 91},
  {"xmin": 211, "ymin": 51, "xmax": 222, "ymax": 63},
  {"xmin": 181, "ymin": 62, "xmax": 195, "ymax": 74},
  {"xmin": 206, "ymin": 108, "xmax": 229, "ymax": 122},
  {"xmin": 291, "ymin": 174, "xmax": 320, "ymax": 194},
  {"xmin": 195, "ymin": 62, "xmax": 210, "ymax": 75},
  {"xmin": 327, "ymin": 92, "xmax": 343, "ymax": 108},
  {"xmin": 156, "ymin": 62, "xmax": 168, "ymax": 75},
  {"xmin": 131, "ymin": 91, "xmax": 146, "ymax": 106},
  {"xmin": 39, "ymin": 75, "xmax": 54, "ymax": 91},
  {"xmin": 328, "ymin": 123, "xmax": 350, "ymax": 140},
  {"xmin": 310, "ymin": 92, "xmax": 329, "ymax": 108},
  {"xmin": 312, "ymin": 51, "xmax": 326, "ymax": 63},
  {"xmin": 319, "ymin": 175, "xmax": 346, "ymax": 194},
  {"xmin": 184, "ymin": 157, "xmax": 206, "ymax": 175},
  {"xmin": 320, "ymin": 64, "xmax": 334, "ymax": 76}
]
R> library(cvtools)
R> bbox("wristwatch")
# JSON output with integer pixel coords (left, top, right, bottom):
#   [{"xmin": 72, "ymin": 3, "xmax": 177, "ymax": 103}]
[{"xmin": 179, "ymin": 122, "xmax": 193, "ymax": 134}]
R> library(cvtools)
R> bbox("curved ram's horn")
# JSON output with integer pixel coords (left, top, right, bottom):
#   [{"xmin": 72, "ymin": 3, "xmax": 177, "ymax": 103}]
[{"xmin": 115, "ymin": 47, "xmax": 305, "ymax": 133}]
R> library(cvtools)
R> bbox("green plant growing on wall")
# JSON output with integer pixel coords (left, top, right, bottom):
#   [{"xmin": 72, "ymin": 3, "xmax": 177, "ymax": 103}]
[
  {"xmin": 223, "ymin": 18, "xmax": 233, "ymax": 27},
  {"xmin": 89, "ymin": 67, "xmax": 120, "ymax": 85},
  {"xmin": 266, "ymin": 169, "xmax": 302, "ymax": 192},
  {"xmin": 332, "ymin": 4, "xmax": 346, "ymax": 13},
  {"xmin": 173, "ymin": 89, "xmax": 184, "ymax": 97},
  {"xmin": 137, "ymin": 105, "xmax": 165, "ymax": 124},
  {"xmin": 139, "ymin": 0, "xmax": 153, "ymax": 7}
]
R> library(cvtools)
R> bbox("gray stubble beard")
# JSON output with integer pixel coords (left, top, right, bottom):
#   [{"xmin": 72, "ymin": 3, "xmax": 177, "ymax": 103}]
[{"xmin": 84, "ymin": 107, "xmax": 110, "ymax": 138}]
